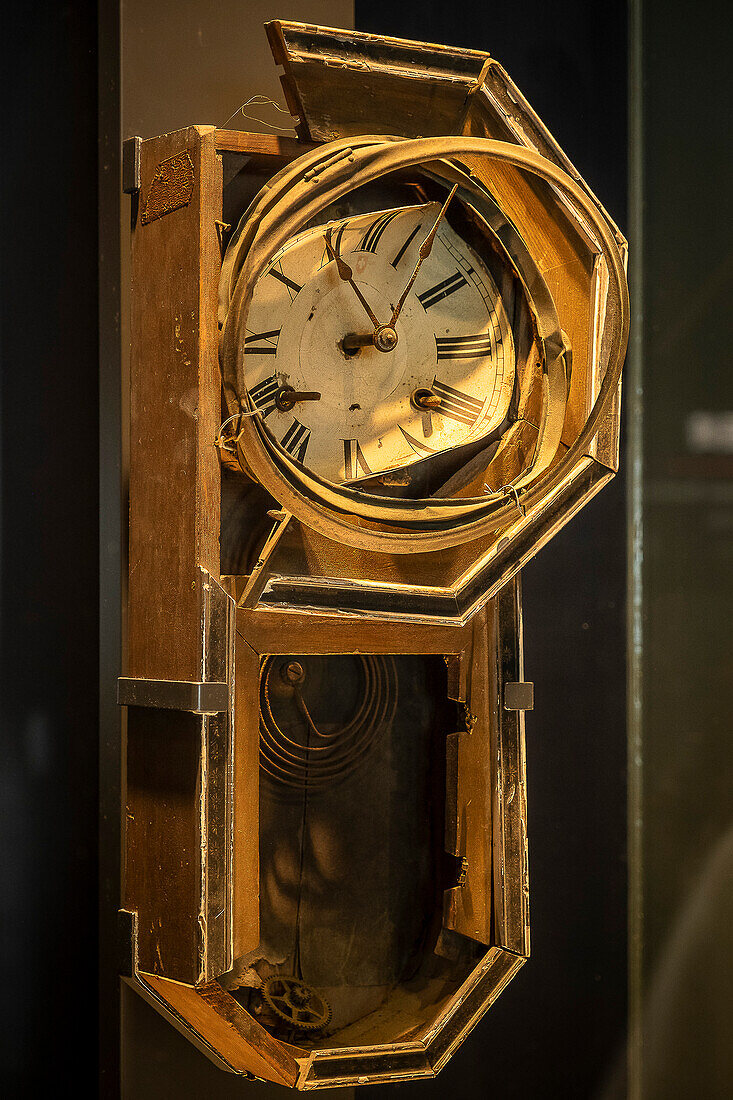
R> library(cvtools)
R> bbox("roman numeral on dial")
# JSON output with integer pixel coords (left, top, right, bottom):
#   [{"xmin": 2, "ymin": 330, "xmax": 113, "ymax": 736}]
[
  {"xmin": 417, "ymin": 271, "xmax": 468, "ymax": 310},
  {"xmin": 391, "ymin": 223, "xmax": 422, "ymax": 268},
  {"xmin": 343, "ymin": 439, "xmax": 372, "ymax": 480},
  {"xmin": 243, "ymin": 329, "xmax": 281, "ymax": 355},
  {"xmin": 436, "ymin": 333, "xmax": 492, "ymax": 359},
  {"xmin": 320, "ymin": 223, "xmax": 347, "ymax": 268},
  {"xmin": 432, "ymin": 378, "xmax": 484, "ymax": 426},
  {"xmin": 268, "ymin": 264, "xmax": 302, "ymax": 300},
  {"xmin": 356, "ymin": 210, "xmax": 400, "ymax": 253},
  {"xmin": 399, "ymin": 426, "xmax": 437, "ymax": 457},
  {"xmin": 280, "ymin": 419, "xmax": 311, "ymax": 463},
  {"xmin": 248, "ymin": 374, "xmax": 280, "ymax": 417}
]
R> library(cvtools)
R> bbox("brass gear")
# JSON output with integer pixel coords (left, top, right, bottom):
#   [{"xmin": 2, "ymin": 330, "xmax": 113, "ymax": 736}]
[{"xmin": 261, "ymin": 976, "xmax": 331, "ymax": 1032}]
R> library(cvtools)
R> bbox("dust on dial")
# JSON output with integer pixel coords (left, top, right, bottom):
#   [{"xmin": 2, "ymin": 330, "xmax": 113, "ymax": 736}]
[{"xmin": 241, "ymin": 201, "xmax": 515, "ymax": 484}]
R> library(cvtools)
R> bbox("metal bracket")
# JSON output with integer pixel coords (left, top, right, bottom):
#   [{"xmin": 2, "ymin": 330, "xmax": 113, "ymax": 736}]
[
  {"xmin": 503, "ymin": 681, "xmax": 534, "ymax": 712},
  {"xmin": 122, "ymin": 136, "xmax": 142, "ymax": 194},
  {"xmin": 118, "ymin": 908, "xmax": 139, "ymax": 978},
  {"xmin": 117, "ymin": 676, "xmax": 229, "ymax": 715}
]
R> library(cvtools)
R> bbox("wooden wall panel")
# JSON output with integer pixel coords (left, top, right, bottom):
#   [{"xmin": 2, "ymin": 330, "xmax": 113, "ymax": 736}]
[
  {"xmin": 127, "ymin": 125, "xmax": 221, "ymax": 682},
  {"xmin": 125, "ymin": 709, "xmax": 203, "ymax": 981}
]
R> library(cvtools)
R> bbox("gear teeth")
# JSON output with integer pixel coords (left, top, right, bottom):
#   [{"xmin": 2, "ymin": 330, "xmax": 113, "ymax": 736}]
[{"xmin": 261, "ymin": 975, "xmax": 332, "ymax": 1032}]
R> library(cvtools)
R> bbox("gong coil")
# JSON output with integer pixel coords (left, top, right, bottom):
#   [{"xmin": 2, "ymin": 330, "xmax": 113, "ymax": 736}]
[{"xmin": 259, "ymin": 655, "xmax": 398, "ymax": 793}]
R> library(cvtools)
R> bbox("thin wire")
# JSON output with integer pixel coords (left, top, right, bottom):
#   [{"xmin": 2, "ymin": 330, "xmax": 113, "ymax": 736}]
[
  {"xmin": 499, "ymin": 484, "xmax": 526, "ymax": 517},
  {"xmin": 483, "ymin": 482, "xmax": 526, "ymax": 517},
  {"xmin": 292, "ymin": 710, "xmax": 310, "ymax": 981},
  {"xmin": 214, "ymin": 410, "xmax": 260, "ymax": 453},
  {"xmin": 222, "ymin": 94, "xmax": 296, "ymax": 132}
]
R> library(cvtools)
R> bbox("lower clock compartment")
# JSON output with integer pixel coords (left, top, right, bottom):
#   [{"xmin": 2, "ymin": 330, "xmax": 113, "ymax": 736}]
[
  {"xmin": 122, "ymin": 583, "xmax": 529, "ymax": 1088},
  {"xmin": 226, "ymin": 653, "xmax": 464, "ymax": 1040}
]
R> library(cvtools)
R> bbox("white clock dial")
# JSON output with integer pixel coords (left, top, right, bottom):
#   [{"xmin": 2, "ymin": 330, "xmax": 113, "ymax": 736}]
[{"xmin": 241, "ymin": 202, "xmax": 515, "ymax": 484}]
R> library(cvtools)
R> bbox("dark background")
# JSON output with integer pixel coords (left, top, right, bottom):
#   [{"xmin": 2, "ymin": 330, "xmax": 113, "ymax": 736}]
[
  {"xmin": 1, "ymin": 0, "xmax": 101, "ymax": 1093},
  {"xmin": 356, "ymin": 5, "xmax": 629, "ymax": 1099},
  {"xmin": 2, "ymin": 0, "xmax": 731, "ymax": 1096}
]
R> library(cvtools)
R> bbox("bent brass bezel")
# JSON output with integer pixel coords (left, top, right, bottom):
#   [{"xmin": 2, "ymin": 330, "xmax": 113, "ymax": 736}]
[{"xmin": 219, "ymin": 135, "xmax": 629, "ymax": 553}]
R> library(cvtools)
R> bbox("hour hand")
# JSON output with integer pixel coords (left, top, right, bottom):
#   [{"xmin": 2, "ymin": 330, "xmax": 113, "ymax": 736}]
[{"xmin": 324, "ymin": 226, "xmax": 381, "ymax": 331}]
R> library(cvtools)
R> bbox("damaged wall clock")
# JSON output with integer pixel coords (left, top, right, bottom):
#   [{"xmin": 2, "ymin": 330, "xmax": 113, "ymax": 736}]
[{"xmin": 118, "ymin": 19, "xmax": 628, "ymax": 1089}]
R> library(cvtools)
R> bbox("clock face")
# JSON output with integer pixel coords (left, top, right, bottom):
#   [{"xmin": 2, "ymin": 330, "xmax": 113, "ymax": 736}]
[{"xmin": 241, "ymin": 202, "xmax": 515, "ymax": 485}]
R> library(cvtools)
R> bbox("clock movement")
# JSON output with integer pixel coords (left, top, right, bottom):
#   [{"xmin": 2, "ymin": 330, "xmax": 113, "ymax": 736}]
[{"xmin": 118, "ymin": 20, "xmax": 628, "ymax": 1088}]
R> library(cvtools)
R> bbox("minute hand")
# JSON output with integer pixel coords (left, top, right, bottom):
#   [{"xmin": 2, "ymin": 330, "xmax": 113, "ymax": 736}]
[{"xmin": 390, "ymin": 184, "xmax": 458, "ymax": 326}]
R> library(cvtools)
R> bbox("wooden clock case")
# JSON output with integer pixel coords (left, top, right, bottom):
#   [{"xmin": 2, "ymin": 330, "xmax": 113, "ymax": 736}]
[{"xmin": 118, "ymin": 22, "xmax": 627, "ymax": 1090}]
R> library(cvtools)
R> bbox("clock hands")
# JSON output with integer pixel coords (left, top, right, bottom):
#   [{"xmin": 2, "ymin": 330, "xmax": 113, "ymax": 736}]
[
  {"xmin": 325, "ymin": 226, "xmax": 381, "ymax": 330},
  {"xmin": 241, "ymin": 197, "xmax": 515, "ymax": 484},
  {"xmin": 326, "ymin": 189, "xmax": 459, "ymax": 358},
  {"xmin": 342, "ymin": 327, "xmax": 398, "ymax": 354},
  {"xmin": 325, "ymin": 226, "xmax": 400, "ymax": 355},
  {"xmin": 389, "ymin": 185, "xmax": 459, "ymax": 327}
]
